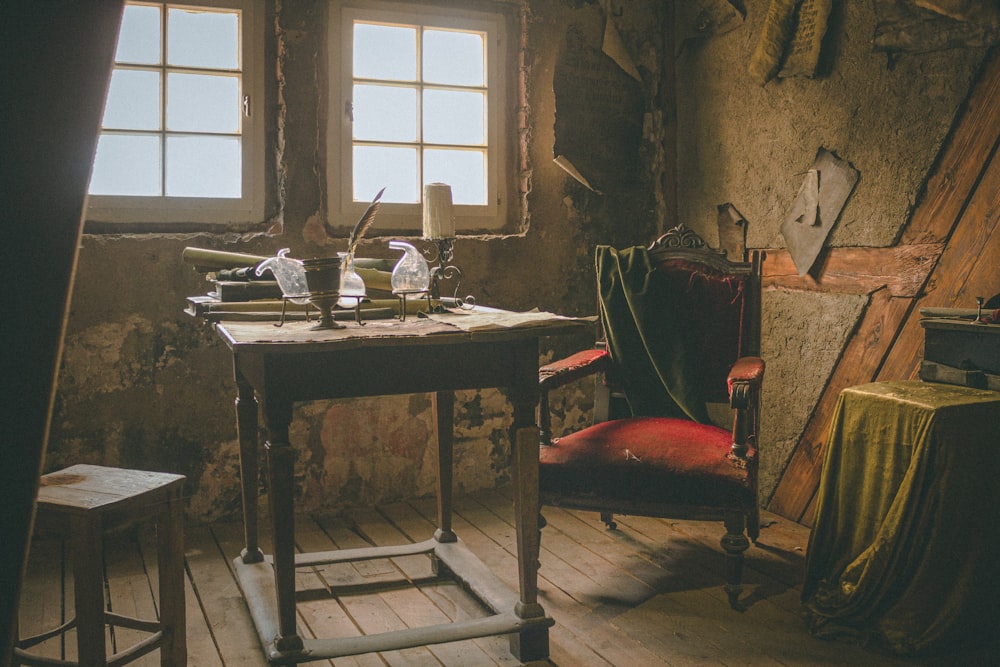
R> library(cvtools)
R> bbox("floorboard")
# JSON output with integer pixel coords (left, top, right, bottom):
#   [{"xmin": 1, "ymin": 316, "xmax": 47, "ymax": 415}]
[{"xmin": 16, "ymin": 487, "xmax": 1000, "ymax": 666}]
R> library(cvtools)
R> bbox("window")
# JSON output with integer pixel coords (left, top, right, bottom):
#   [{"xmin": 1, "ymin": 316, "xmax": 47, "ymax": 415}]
[
  {"xmin": 328, "ymin": 1, "xmax": 514, "ymax": 235},
  {"xmin": 87, "ymin": 0, "xmax": 264, "ymax": 225}
]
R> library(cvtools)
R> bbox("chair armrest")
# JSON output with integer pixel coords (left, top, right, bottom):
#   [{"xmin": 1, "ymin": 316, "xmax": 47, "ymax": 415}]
[
  {"xmin": 727, "ymin": 356, "xmax": 764, "ymax": 407},
  {"xmin": 539, "ymin": 348, "xmax": 611, "ymax": 391},
  {"xmin": 727, "ymin": 356, "xmax": 764, "ymax": 458}
]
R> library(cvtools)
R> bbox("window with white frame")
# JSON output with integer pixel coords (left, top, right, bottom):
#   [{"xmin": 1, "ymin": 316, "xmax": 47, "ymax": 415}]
[
  {"xmin": 328, "ymin": 0, "xmax": 513, "ymax": 235},
  {"xmin": 87, "ymin": 0, "xmax": 264, "ymax": 225}
]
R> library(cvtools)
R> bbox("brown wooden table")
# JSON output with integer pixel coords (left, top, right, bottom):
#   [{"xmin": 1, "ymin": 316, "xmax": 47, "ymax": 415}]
[{"xmin": 214, "ymin": 310, "xmax": 587, "ymax": 664}]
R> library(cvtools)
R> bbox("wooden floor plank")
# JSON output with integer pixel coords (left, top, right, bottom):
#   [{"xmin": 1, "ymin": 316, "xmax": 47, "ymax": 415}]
[
  {"xmin": 103, "ymin": 532, "xmax": 159, "ymax": 666},
  {"xmin": 345, "ymin": 505, "xmax": 502, "ymax": 667},
  {"xmin": 448, "ymin": 494, "xmax": 670, "ymax": 666},
  {"xmin": 308, "ymin": 512, "xmax": 444, "ymax": 667},
  {"xmin": 483, "ymin": 490, "xmax": 745, "ymax": 666},
  {"xmin": 17, "ymin": 535, "xmax": 71, "ymax": 663},
  {"xmin": 293, "ymin": 514, "xmax": 390, "ymax": 667},
  {"xmin": 22, "ymin": 488, "xmax": 1000, "ymax": 666},
  {"xmin": 408, "ymin": 497, "xmax": 614, "ymax": 667},
  {"xmin": 138, "ymin": 526, "xmax": 221, "ymax": 667},
  {"xmin": 185, "ymin": 524, "xmax": 269, "ymax": 666},
  {"xmin": 378, "ymin": 501, "xmax": 526, "ymax": 667}
]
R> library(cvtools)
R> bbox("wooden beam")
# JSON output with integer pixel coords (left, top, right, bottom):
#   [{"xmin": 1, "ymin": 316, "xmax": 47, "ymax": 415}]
[{"xmin": 763, "ymin": 244, "xmax": 941, "ymax": 296}]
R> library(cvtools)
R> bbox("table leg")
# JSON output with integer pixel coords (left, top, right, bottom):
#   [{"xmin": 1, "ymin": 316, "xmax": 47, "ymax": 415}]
[
  {"xmin": 73, "ymin": 514, "xmax": 106, "ymax": 666},
  {"xmin": 235, "ymin": 374, "xmax": 263, "ymax": 564},
  {"xmin": 433, "ymin": 390, "xmax": 456, "ymax": 545},
  {"xmin": 508, "ymin": 342, "xmax": 549, "ymax": 661},
  {"xmin": 262, "ymin": 398, "xmax": 303, "ymax": 652},
  {"xmin": 158, "ymin": 485, "xmax": 187, "ymax": 666}
]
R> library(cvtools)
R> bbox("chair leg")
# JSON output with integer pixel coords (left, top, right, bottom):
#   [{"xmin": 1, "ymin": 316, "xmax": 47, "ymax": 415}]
[
  {"xmin": 539, "ymin": 389, "xmax": 552, "ymax": 446},
  {"xmin": 747, "ymin": 505, "xmax": 761, "ymax": 544},
  {"xmin": 721, "ymin": 511, "xmax": 750, "ymax": 611},
  {"xmin": 600, "ymin": 511, "xmax": 617, "ymax": 530}
]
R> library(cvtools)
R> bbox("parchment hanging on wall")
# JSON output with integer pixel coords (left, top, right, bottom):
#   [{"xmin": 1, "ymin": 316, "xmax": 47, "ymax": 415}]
[
  {"xmin": 749, "ymin": 0, "xmax": 832, "ymax": 85},
  {"xmin": 874, "ymin": 0, "xmax": 1000, "ymax": 52},
  {"xmin": 553, "ymin": 23, "xmax": 643, "ymax": 194},
  {"xmin": 780, "ymin": 148, "xmax": 859, "ymax": 277}
]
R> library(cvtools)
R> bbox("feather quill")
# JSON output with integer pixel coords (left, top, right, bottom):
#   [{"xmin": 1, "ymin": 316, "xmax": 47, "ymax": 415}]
[{"xmin": 346, "ymin": 186, "xmax": 385, "ymax": 259}]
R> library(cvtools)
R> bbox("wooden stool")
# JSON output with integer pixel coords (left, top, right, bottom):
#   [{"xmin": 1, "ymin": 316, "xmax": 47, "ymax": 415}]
[{"xmin": 15, "ymin": 464, "xmax": 186, "ymax": 667}]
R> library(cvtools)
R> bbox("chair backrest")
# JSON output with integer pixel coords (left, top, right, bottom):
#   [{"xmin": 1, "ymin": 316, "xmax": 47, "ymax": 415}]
[{"xmin": 646, "ymin": 224, "xmax": 763, "ymax": 404}]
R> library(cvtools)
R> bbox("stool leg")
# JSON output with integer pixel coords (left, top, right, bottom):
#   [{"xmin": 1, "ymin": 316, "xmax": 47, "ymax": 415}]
[
  {"xmin": 73, "ymin": 514, "xmax": 107, "ymax": 666},
  {"xmin": 158, "ymin": 488, "xmax": 187, "ymax": 666}
]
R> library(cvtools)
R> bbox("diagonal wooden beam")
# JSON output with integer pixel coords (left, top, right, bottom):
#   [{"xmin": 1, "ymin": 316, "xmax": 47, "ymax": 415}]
[{"xmin": 767, "ymin": 47, "xmax": 1000, "ymax": 524}]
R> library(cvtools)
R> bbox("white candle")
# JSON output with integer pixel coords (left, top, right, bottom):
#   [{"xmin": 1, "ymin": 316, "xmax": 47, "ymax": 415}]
[{"xmin": 422, "ymin": 183, "xmax": 455, "ymax": 239}]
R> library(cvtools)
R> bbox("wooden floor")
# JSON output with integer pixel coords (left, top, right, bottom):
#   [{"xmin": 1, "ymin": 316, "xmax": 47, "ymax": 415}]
[{"xmin": 17, "ymin": 487, "xmax": 997, "ymax": 666}]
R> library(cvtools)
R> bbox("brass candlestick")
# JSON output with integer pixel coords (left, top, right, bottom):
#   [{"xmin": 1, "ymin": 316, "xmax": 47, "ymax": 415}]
[{"xmin": 421, "ymin": 238, "xmax": 475, "ymax": 309}]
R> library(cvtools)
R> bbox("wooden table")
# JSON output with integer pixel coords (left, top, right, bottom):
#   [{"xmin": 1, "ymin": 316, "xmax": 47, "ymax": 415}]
[{"xmin": 215, "ymin": 310, "xmax": 587, "ymax": 664}]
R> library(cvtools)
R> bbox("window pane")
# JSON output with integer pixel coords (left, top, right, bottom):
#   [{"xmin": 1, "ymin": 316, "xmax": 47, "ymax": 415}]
[
  {"xmin": 423, "ymin": 89, "xmax": 484, "ymax": 145},
  {"xmin": 116, "ymin": 4, "xmax": 161, "ymax": 65},
  {"xmin": 424, "ymin": 149, "xmax": 486, "ymax": 205},
  {"xmin": 423, "ymin": 30, "xmax": 484, "ymax": 86},
  {"xmin": 166, "ymin": 136, "xmax": 241, "ymax": 197},
  {"xmin": 90, "ymin": 134, "xmax": 162, "ymax": 196},
  {"xmin": 353, "ymin": 84, "xmax": 417, "ymax": 142},
  {"xmin": 167, "ymin": 73, "xmax": 240, "ymax": 133},
  {"xmin": 354, "ymin": 23, "xmax": 416, "ymax": 81},
  {"xmin": 355, "ymin": 146, "xmax": 418, "ymax": 203},
  {"xmin": 167, "ymin": 8, "xmax": 240, "ymax": 69},
  {"xmin": 103, "ymin": 69, "xmax": 161, "ymax": 130}
]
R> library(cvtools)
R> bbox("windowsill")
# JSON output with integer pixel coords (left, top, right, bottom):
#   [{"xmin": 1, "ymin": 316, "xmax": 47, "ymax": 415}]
[{"xmin": 82, "ymin": 218, "xmax": 275, "ymax": 235}]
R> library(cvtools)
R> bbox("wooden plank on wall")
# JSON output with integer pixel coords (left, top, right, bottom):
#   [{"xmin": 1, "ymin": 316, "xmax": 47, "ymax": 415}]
[{"xmin": 764, "ymin": 245, "xmax": 941, "ymax": 296}]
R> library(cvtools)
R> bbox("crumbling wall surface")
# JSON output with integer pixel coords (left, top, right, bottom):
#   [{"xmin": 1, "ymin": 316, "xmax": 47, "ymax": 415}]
[
  {"xmin": 48, "ymin": 0, "xmax": 669, "ymax": 522},
  {"xmin": 675, "ymin": 0, "xmax": 986, "ymax": 503}
]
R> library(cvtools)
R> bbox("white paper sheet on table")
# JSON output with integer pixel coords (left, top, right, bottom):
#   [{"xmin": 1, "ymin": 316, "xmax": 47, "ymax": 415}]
[{"xmin": 427, "ymin": 308, "xmax": 595, "ymax": 332}]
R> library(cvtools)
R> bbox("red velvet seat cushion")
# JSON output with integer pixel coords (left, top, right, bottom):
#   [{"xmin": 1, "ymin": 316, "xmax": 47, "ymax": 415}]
[{"xmin": 539, "ymin": 417, "xmax": 756, "ymax": 509}]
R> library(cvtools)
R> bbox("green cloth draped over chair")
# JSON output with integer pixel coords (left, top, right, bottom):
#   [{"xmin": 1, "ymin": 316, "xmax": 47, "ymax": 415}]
[{"xmin": 596, "ymin": 244, "xmax": 711, "ymax": 424}]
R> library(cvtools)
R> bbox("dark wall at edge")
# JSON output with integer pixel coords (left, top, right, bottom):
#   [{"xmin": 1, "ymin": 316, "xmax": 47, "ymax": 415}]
[{"xmin": 0, "ymin": 3, "xmax": 124, "ymax": 664}]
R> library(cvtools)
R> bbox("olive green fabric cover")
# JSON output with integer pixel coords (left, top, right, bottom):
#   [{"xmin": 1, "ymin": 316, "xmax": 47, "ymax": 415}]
[
  {"xmin": 803, "ymin": 381, "xmax": 1000, "ymax": 654},
  {"xmin": 596, "ymin": 245, "xmax": 710, "ymax": 424}
]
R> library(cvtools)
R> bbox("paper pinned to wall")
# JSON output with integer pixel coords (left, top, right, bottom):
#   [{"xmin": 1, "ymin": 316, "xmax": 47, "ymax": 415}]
[
  {"xmin": 553, "ymin": 155, "xmax": 600, "ymax": 193},
  {"xmin": 602, "ymin": 16, "xmax": 641, "ymax": 81}
]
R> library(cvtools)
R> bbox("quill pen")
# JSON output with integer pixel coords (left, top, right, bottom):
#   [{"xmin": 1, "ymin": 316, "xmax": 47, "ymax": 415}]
[{"xmin": 346, "ymin": 187, "xmax": 386, "ymax": 259}]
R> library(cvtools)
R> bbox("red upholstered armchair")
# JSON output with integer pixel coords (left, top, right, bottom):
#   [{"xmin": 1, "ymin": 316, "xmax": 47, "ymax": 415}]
[{"xmin": 538, "ymin": 224, "xmax": 765, "ymax": 609}]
